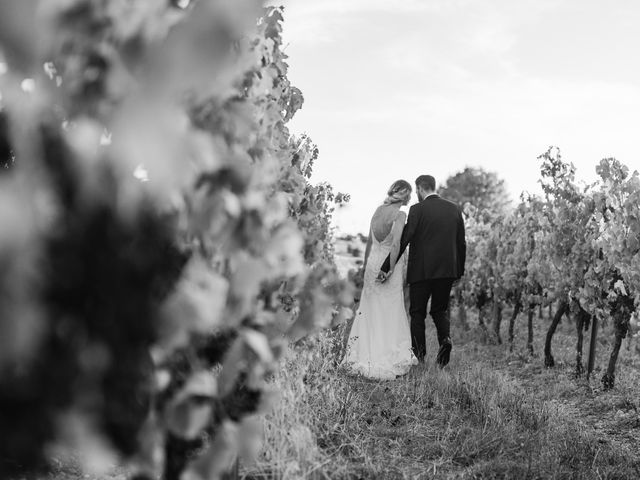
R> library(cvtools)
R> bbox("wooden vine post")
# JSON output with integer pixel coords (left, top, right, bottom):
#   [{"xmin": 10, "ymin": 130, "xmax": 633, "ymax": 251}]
[{"xmin": 587, "ymin": 316, "xmax": 598, "ymax": 379}]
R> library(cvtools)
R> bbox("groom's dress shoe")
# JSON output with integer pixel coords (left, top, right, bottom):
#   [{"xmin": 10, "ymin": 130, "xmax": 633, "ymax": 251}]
[{"xmin": 436, "ymin": 338, "xmax": 452, "ymax": 368}]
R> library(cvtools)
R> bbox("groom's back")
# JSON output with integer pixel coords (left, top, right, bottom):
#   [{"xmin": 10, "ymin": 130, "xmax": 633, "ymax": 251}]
[{"xmin": 408, "ymin": 196, "xmax": 465, "ymax": 282}]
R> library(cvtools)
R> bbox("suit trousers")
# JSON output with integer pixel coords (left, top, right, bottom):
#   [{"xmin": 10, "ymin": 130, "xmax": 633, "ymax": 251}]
[{"xmin": 409, "ymin": 278, "xmax": 454, "ymax": 361}]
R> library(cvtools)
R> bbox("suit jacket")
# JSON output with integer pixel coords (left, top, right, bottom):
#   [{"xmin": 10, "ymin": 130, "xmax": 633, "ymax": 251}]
[{"xmin": 381, "ymin": 195, "xmax": 466, "ymax": 283}]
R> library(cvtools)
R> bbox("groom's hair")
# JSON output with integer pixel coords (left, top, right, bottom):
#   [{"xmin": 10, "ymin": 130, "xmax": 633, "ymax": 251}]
[{"xmin": 415, "ymin": 175, "xmax": 436, "ymax": 192}]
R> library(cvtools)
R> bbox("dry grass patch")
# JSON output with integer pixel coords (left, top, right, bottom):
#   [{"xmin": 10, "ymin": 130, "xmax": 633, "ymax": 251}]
[{"xmin": 243, "ymin": 326, "xmax": 640, "ymax": 479}]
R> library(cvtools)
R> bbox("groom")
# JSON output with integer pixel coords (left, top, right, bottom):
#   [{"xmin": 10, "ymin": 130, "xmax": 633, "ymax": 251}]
[{"xmin": 379, "ymin": 175, "xmax": 466, "ymax": 367}]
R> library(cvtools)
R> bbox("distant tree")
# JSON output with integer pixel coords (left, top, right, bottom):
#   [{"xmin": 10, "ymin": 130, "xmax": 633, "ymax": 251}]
[{"xmin": 438, "ymin": 167, "xmax": 511, "ymax": 217}]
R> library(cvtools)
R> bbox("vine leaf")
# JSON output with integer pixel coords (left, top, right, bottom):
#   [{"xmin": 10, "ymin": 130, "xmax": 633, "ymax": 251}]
[
  {"xmin": 165, "ymin": 371, "xmax": 217, "ymax": 440},
  {"xmin": 181, "ymin": 421, "xmax": 239, "ymax": 480}
]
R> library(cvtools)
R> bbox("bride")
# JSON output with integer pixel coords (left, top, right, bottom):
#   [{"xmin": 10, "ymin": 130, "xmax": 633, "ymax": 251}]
[{"xmin": 343, "ymin": 180, "xmax": 418, "ymax": 380}]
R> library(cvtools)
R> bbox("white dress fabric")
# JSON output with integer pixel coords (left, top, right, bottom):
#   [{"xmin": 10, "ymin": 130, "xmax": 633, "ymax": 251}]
[{"xmin": 343, "ymin": 222, "xmax": 418, "ymax": 380}]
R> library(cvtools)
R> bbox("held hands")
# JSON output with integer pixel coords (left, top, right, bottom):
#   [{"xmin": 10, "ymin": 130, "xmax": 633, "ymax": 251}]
[{"xmin": 376, "ymin": 269, "xmax": 393, "ymax": 283}]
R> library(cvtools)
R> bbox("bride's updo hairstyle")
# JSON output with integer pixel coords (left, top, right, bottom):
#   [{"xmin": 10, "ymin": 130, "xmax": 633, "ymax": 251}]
[{"xmin": 384, "ymin": 180, "xmax": 412, "ymax": 206}]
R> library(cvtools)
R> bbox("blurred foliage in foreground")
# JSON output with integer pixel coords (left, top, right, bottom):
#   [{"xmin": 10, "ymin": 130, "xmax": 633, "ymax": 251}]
[{"xmin": 0, "ymin": 1, "xmax": 352, "ymax": 479}]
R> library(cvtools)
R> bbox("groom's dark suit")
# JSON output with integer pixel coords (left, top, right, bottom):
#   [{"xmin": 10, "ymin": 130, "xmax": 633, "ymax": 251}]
[{"xmin": 381, "ymin": 194, "xmax": 466, "ymax": 362}]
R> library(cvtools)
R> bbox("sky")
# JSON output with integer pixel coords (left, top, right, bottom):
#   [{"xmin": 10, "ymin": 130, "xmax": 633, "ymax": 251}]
[{"xmin": 274, "ymin": 0, "xmax": 640, "ymax": 234}]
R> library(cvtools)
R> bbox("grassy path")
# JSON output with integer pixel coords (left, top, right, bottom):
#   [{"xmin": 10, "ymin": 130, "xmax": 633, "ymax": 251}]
[
  {"xmin": 472, "ymin": 321, "xmax": 640, "ymax": 465},
  {"xmin": 29, "ymin": 311, "xmax": 640, "ymax": 480},
  {"xmin": 252, "ymin": 314, "xmax": 640, "ymax": 479}
]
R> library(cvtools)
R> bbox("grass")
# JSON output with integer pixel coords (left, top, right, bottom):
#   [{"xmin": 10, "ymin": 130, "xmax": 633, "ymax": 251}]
[
  {"xmin": 242, "ymin": 312, "xmax": 640, "ymax": 479},
  {"xmin": 24, "ymin": 307, "xmax": 640, "ymax": 479},
  {"xmin": 25, "ymin": 242, "xmax": 640, "ymax": 479}
]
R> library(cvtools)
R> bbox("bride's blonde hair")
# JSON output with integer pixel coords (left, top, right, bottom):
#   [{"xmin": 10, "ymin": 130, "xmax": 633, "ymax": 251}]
[{"xmin": 384, "ymin": 180, "xmax": 412, "ymax": 205}]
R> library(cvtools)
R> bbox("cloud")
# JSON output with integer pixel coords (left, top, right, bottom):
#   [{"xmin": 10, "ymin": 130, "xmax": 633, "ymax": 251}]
[
  {"xmin": 275, "ymin": 0, "xmax": 640, "ymax": 234},
  {"xmin": 275, "ymin": 0, "xmax": 466, "ymax": 16},
  {"xmin": 275, "ymin": 0, "xmax": 474, "ymax": 45}
]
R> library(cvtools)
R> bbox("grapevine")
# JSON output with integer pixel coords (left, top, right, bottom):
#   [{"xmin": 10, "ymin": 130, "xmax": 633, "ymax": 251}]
[{"xmin": 0, "ymin": 1, "xmax": 351, "ymax": 479}]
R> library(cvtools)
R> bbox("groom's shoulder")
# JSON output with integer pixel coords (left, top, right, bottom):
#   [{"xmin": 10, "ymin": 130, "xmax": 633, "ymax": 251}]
[
  {"xmin": 432, "ymin": 195, "xmax": 460, "ymax": 209},
  {"xmin": 441, "ymin": 196, "xmax": 461, "ymax": 208},
  {"xmin": 431, "ymin": 196, "xmax": 463, "ymax": 216}
]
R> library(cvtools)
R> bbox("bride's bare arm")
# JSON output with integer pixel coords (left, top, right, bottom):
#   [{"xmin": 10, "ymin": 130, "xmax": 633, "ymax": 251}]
[
  {"xmin": 363, "ymin": 234, "xmax": 373, "ymax": 271},
  {"xmin": 389, "ymin": 211, "xmax": 407, "ymax": 273}
]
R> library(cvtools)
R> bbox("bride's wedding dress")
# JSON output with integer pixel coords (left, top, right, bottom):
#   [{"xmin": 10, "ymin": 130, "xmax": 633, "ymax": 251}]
[{"xmin": 343, "ymin": 217, "xmax": 417, "ymax": 380}]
